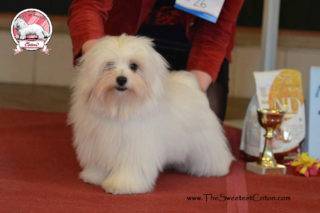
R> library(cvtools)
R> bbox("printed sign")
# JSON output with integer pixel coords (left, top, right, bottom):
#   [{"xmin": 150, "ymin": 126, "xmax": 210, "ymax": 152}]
[
  {"xmin": 11, "ymin": 8, "xmax": 52, "ymax": 55},
  {"xmin": 305, "ymin": 67, "xmax": 320, "ymax": 159}
]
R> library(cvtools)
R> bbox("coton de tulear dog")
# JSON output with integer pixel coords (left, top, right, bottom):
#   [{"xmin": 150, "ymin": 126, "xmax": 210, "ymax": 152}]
[
  {"xmin": 14, "ymin": 18, "xmax": 49, "ymax": 40},
  {"xmin": 69, "ymin": 35, "xmax": 233, "ymax": 194}
]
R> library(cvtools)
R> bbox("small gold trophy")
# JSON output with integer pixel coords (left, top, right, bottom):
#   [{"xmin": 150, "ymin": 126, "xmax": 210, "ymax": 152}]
[{"xmin": 246, "ymin": 108, "xmax": 287, "ymax": 175}]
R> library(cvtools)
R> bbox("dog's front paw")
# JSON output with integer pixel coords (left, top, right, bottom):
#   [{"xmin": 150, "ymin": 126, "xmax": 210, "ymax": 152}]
[
  {"xmin": 102, "ymin": 174, "xmax": 153, "ymax": 194},
  {"xmin": 19, "ymin": 34, "xmax": 26, "ymax": 40},
  {"xmin": 79, "ymin": 168, "xmax": 106, "ymax": 185}
]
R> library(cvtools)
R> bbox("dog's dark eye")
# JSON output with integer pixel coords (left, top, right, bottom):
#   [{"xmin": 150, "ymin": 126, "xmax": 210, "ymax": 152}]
[
  {"xmin": 129, "ymin": 63, "xmax": 138, "ymax": 72},
  {"xmin": 104, "ymin": 62, "xmax": 115, "ymax": 71}
]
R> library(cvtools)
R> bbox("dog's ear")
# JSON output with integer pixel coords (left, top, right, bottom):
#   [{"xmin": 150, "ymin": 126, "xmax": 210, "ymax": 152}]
[{"xmin": 137, "ymin": 36, "xmax": 155, "ymax": 48}]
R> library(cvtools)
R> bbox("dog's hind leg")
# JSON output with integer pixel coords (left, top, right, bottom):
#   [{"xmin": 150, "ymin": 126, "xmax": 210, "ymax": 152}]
[{"xmin": 185, "ymin": 129, "xmax": 234, "ymax": 177}]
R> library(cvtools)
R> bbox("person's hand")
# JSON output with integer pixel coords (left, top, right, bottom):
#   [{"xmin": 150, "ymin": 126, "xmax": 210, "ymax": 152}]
[
  {"xmin": 82, "ymin": 39, "xmax": 99, "ymax": 54},
  {"xmin": 190, "ymin": 70, "xmax": 212, "ymax": 92}
]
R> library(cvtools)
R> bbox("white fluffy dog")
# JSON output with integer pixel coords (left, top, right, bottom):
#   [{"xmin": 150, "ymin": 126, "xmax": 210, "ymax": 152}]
[
  {"xmin": 69, "ymin": 35, "xmax": 233, "ymax": 194},
  {"xmin": 14, "ymin": 18, "xmax": 49, "ymax": 40}
]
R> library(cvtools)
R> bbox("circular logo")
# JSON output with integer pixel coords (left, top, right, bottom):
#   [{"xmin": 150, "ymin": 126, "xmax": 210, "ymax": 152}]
[{"xmin": 11, "ymin": 8, "xmax": 52, "ymax": 54}]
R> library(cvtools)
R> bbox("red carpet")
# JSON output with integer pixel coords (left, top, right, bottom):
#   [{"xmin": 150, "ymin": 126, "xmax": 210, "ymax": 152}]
[{"xmin": 0, "ymin": 109, "xmax": 319, "ymax": 212}]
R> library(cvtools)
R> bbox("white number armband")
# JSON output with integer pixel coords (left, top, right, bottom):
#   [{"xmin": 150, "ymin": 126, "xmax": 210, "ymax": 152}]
[{"xmin": 174, "ymin": 0, "xmax": 225, "ymax": 23}]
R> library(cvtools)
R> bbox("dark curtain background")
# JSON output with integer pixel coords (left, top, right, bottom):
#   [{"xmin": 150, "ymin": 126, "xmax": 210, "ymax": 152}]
[
  {"xmin": 2, "ymin": 0, "xmax": 320, "ymax": 31},
  {"xmin": 1, "ymin": 0, "xmax": 72, "ymax": 15}
]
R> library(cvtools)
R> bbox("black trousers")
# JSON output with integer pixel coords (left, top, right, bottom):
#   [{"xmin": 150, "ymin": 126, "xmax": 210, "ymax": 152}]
[{"xmin": 138, "ymin": 26, "xmax": 229, "ymax": 121}]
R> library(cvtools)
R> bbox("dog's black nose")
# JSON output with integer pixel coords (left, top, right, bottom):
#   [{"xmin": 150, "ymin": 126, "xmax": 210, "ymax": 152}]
[{"xmin": 116, "ymin": 76, "xmax": 127, "ymax": 86}]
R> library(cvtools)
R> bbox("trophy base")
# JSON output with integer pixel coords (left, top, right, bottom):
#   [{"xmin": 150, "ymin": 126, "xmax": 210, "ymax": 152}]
[{"xmin": 246, "ymin": 162, "xmax": 287, "ymax": 175}]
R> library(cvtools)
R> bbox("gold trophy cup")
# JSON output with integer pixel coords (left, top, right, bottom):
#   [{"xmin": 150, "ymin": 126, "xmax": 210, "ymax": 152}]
[{"xmin": 246, "ymin": 108, "xmax": 287, "ymax": 175}]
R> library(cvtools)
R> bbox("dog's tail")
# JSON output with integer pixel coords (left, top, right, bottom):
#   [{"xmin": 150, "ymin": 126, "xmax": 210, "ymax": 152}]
[{"xmin": 42, "ymin": 30, "xmax": 50, "ymax": 38}]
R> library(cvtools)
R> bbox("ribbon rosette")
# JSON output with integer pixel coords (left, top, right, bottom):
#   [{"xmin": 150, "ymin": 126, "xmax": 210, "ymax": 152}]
[
  {"xmin": 41, "ymin": 45, "xmax": 50, "ymax": 55},
  {"xmin": 290, "ymin": 153, "xmax": 320, "ymax": 177},
  {"xmin": 14, "ymin": 45, "xmax": 23, "ymax": 55}
]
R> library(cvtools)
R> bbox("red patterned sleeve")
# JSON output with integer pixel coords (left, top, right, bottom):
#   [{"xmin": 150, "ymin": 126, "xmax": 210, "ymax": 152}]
[
  {"xmin": 187, "ymin": 0, "xmax": 244, "ymax": 81},
  {"xmin": 68, "ymin": 0, "xmax": 113, "ymax": 61}
]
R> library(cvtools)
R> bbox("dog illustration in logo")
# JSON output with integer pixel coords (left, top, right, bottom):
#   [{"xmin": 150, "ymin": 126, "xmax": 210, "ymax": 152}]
[{"xmin": 13, "ymin": 18, "xmax": 50, "ymax": 40}]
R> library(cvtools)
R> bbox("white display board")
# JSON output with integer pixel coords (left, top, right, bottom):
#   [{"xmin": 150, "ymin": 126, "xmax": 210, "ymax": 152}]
[{"xmin": 305, "ymin": 67, "xmax": 320, "ymax": 159}]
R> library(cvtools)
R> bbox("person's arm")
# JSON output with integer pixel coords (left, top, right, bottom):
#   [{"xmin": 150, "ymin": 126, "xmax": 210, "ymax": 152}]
[
  {"xmin": 68, "ymin": 0, "xmax": 113, "ymax": 60},
  {"xmin": 187, "ymin": 0, "xmax": 244, "ymax": 90}
]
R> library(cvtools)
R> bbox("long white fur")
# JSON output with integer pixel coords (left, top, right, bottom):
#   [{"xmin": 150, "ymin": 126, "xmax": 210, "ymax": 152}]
[{"xmin": 69, "ymin": 35, "xmax": 234, "ymax": 194}]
